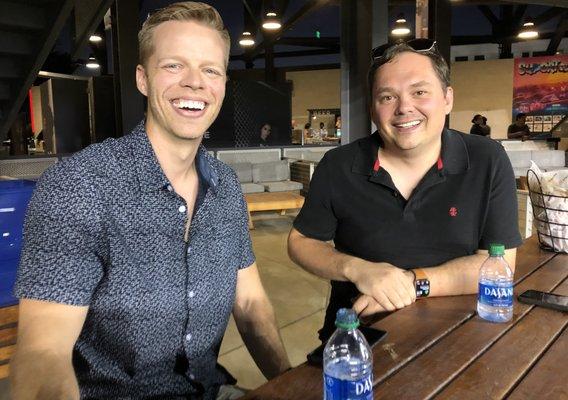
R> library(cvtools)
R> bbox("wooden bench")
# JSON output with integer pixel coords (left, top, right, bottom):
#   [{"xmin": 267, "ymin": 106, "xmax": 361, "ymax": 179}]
[
  {"xmin": 244, "ymin": 192, "xmax": 305, "ymax": 229},
  {"xmin": 0, "ymin": 305, "xmax": 18, "ymax": 380}
]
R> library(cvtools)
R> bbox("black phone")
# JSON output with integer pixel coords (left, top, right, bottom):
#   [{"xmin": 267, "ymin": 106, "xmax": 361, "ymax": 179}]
[
  {"xmin": 518, "ymin": 290, "xmax": 568, "ymax": 313},
  {"xmin": 306, "ymin": 326, "xmax": 387, "ymax": 366}
]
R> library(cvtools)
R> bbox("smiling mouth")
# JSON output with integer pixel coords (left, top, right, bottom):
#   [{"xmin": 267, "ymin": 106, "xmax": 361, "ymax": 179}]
[
  {"xmin": 171, "ymin": 99, "xmax": 207, "ymax": 112},
  {"xmin": 393, "ymin": 120, "xmax": 422, "ymax": 129}
]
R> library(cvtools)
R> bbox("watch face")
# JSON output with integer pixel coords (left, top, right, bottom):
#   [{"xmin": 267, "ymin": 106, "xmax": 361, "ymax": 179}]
[{"xmin": 416, "ymin": 278, "xmax": 430, "ymax": 297}]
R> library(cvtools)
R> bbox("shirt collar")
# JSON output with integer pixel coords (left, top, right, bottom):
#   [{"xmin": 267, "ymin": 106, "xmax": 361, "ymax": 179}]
[
  {"xmin": 351, "ymin": 128, "xmax": 469, "ymax": 176},
  {"xmin": 129, "ymin": 120, "xmax": 219, "ymax": 194}
]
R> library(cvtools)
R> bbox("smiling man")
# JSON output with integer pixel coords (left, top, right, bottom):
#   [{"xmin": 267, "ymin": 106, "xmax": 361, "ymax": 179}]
[
  {"xmin": 288, "ymin": 39, "xmax": 522, "ymax": 341},
  {"xmin": 11, "ymin": 2, "xmax": 290, "ymax": 399}
]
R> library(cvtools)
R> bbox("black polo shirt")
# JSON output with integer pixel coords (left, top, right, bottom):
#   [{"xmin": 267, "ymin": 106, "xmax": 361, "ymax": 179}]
[{"xmin": 293, "ymin": 129, "xmax": 522, "ymax": 341}]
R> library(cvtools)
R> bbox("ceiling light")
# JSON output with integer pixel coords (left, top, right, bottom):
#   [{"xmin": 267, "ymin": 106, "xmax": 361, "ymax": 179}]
[
  {"xmin": 86, "ymin": 56, "xmax": 100, "ymax": 69},
  {"xmin": 239, "ymin": 31, "xmax": 255, "ymax": 46},
  {"xmin": 518, "ymin": 19, "xmax": 538, "ymax": 39},
  {"xmin": 391, "ymin": 13, "xmax": 411, "ymax": 36},
  {"xmin": 262, "ymin": 11, "xmax": 281, "ymax": 30},
  {"xmin": 89, "ymin": 34, "xmax": 103, "ymax": 43}
]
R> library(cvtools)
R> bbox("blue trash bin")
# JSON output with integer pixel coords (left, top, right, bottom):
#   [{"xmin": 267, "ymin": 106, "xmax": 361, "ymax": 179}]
[{"xmin": 0, "ymin": 179, "xmax": 36, "ymax": 307}]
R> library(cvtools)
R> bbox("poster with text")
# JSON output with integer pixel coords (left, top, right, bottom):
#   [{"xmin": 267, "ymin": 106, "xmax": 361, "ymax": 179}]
[{"xmin": 513, "ymin": 55, "xmax": 568, "ymax": 125}]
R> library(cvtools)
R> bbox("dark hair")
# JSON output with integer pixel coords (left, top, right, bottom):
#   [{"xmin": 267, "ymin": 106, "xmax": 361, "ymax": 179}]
[
  {"xmin": 304, "ymin": 123, "xmax": 311, "ymax": 129},
  {"xmin": 471, "ymin": 114, "xmax": 483, "ymax": 123},
  {"xmin": 368, "ymin": 43, "xmax": 450, "ymax": 98},
  {"xmin": 516, "ymin": 113, "xmax": 526, "ymax": 120}
]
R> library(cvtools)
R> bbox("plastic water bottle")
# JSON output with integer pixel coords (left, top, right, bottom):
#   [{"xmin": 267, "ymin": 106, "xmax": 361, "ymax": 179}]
[
  {"xmin": 323, "ymin": 308, "xmax": 373, "ymax": 400},
  {"xmin": 477, "ymin": 243, "xmax": 514, "ymax": 323}
]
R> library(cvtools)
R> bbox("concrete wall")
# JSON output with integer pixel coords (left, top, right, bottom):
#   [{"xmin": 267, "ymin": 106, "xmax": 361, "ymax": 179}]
[
  {"xmin": 286, "ymin": 69, "xmax": 340, "ymax": 129},
  {"xmin": 449, "ymin": 58, "xmax": 514, "ymax": 139}
]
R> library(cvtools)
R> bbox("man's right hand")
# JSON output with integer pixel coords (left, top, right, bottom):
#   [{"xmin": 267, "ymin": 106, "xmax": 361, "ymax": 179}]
[{"xmin": 345, "ymin": 260, "xmax": 416, "ymax": 312}]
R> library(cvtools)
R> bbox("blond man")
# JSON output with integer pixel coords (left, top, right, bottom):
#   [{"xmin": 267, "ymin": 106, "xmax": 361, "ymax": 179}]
[{"xmin": 11, "ymin": 3, "xmax": 290, "ymax": 399}]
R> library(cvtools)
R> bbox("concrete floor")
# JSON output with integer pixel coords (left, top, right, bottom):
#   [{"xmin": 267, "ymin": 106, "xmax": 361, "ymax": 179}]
[{"xmin": 0, "ymin": 211, "xmax": 329, "ymax": 396}]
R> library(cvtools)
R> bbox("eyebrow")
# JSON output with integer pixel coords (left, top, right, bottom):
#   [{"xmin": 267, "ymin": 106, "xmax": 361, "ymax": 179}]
[{"xmin": 375, "ymin": 80, "xmax": 432, "ymax": 94}]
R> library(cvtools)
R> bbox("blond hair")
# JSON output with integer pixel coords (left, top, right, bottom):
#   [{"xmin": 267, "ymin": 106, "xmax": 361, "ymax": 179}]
[{"xmin": 138, "ymin": 2, "xmax": 230, "ymax": 68}]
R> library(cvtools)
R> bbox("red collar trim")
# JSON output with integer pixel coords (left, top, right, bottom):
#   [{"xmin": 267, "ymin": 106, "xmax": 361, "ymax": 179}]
[{"xmin": 373, "ymin": 153, "xmax": 443, "ymax": 173}]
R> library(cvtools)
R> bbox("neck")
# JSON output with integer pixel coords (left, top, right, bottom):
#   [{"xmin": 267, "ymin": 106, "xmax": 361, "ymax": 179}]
[
  {"xmin": 146, "ymin": 118, "xmax": 201, "ymax": 184},
  {"xmin": 380, "ymin": 137, "xmax": 442, "ymax": 172}
]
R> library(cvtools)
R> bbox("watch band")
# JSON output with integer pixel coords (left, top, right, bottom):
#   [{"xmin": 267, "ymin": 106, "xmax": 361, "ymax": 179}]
[{"xmin": 413, "ymin": 268, "xmax": 430, "ymax": 298}]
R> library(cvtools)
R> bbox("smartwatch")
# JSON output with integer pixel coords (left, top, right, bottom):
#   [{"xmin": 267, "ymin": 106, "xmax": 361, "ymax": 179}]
[{"xmin": 412, "ymin": 268, "xmax": 430, "ymax": 298}]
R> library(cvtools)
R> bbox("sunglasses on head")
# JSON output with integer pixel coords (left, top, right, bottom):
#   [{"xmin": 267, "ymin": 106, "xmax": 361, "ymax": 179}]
[{"xmin": 371, "ymin": 38, "xmax": 437, "ymax": 61}]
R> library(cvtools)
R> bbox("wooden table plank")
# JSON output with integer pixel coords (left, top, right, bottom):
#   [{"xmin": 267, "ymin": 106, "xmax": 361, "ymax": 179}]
[
  {"xmin": 242, "ymin": 294, "xmax": 476, "ymax": 400},
  {"xmin": 0, "ymin": 306, "xmax": 18, "ymax": 328},
  {"xmin": 373, "ymin": 254, "xmax": 568, "ymax": 400},
  {"xmin": 0, "ymin": 326, "xmax": 17, "ymax": 347},
  {"xmin": 435, "ymin": 263, "xmax": 568, "ymax": 400},
  {"xmin": 0, "ymin": 363, "xmax": 9, "ymax": 380},
  {"xmin": 242, "ymin": 237, "xmax": 557, "ymax": 400},
  {"xmin": 509, "ymin": 236, "xmax": 556, "ymax": 285},
  {"xmin": 506, "ymin": 326, "xmax": 568, "ymax": 400},
  {"xmin": 244, "ymin": 192, "xmax": 304, "ymax": 212}
]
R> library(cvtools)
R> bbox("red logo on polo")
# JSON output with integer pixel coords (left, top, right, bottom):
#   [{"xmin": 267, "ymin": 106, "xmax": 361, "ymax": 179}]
[{"xmin": 449, "ymin": 207, "xmax": 458, "ymax": 217}]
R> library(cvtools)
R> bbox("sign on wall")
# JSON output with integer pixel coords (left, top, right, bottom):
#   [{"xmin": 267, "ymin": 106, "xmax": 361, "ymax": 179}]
[{"xmin": 513, "ymin": 55, "xmax": 568, "ymax": 132}]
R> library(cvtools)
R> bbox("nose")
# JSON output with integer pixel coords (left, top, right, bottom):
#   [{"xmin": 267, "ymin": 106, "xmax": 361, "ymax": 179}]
[
  {"xmin": 179, "ymin": 67, "xmax": 204, "ymax": 90},
  {"xmin": 394, "ymin": 94, "xmax": 414, "ymax": 115}
]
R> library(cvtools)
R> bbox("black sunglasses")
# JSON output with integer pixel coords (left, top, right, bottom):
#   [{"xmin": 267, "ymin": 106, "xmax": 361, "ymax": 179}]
[{"xmin": 371, "ymin": 38, "xmax": 438, "ymax": 61}]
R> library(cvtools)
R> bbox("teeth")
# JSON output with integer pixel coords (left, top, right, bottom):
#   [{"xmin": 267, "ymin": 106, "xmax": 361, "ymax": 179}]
[
  {"xmin": 396, "ymin": 120, "xmax": 421, "ymax": 128},
  {"xmin": 173, "ymin": 99, "xmax": 205, "ymax": 110}
]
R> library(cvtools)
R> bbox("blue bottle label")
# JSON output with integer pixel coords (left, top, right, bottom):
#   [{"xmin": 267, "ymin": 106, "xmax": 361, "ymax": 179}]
[
  {"xmin": 324, "ymin": 373, "xmax": 373, "ymax": 400},
  {"xmin": 478, "ymin": 283, "xmax": 513, "ymax": 307}
]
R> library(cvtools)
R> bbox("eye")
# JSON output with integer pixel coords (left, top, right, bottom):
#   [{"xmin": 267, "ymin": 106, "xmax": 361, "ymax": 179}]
[
  {"xmin": 204, "ymin": 68, "xmax": 222, "ymax": 76},
  {"xmin": 164, "ymin": 63, "xmax": 182, "ymax": 71},
  {"xmin": 415, "ymin": 90, "xmax": 427, "ymax": 96},
  {"xmin": 379, "ymin": 95, "xmax": 394, "ymax": 103}
]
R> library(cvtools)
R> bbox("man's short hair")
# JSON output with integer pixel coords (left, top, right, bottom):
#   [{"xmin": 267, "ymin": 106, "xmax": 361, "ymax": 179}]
[
  {"xmin": 138, "ymin": 1, "xmax": 231, "ymax": 68},
  {"xmin": 516, "ymin": 113, "xmax": 527, "ymax": 120},
  {"xmin": 367, "ymin": 43, "xmax": 451, "ymax": 98}
]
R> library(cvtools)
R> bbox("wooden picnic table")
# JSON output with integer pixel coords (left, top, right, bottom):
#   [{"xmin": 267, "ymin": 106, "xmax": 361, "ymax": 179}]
[{"xmin": 242, "ymin": 235, "xmax": 568, "ymax": 400}]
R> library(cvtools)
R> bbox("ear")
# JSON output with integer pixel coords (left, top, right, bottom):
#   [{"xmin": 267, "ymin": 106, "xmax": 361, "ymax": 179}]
[
  {"xmin": 136, "ymin": 65, "xmax": 148, "ymax": 97},
  {"xmin": 444, "ymin": 86, "xmax": 454, "ymax": 115}
]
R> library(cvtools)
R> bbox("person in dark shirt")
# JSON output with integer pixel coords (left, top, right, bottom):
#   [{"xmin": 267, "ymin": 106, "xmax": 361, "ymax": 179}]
[
  {"xmin": 507, "ymin": 113, "xmax": 531, "ymax": 139},
  {"xmin": 252, "ymin": 122, "xmax": 272, "ymax": 146},
  {"xmin": 288, "ymin": 39, "xmax": 521, "ymax": 340},
  {"xmin": 470, "ymin": 114, "xmax": 489, "ymax": 136}
]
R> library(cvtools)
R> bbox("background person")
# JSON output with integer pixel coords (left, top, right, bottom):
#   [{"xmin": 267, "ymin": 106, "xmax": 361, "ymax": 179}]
[{"xmin": 507, "ymin": 113, "xmax": 531, "ymax": 139}]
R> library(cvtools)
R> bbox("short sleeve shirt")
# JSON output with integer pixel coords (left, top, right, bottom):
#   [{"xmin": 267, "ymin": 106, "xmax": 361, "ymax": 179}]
[
  {"xmin": 294, "ymin": 129, "xmax": 522, "ymax": 340},
  {"xmin": 15, "ymin": 121, "xmax": 255, "ymax": 399}
]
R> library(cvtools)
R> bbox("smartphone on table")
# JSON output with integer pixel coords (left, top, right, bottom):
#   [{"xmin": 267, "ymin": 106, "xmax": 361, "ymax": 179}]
[
  {"xmin": 518, "ymin": 290, "xmax": 568, "ymax": 313},
  {"xmin": 306, "ymin": 326, "xmax": 387, "ymax": 366}
]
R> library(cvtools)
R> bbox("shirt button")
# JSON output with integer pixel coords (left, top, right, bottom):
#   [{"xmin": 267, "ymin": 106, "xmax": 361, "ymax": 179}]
[
  {"xmin": 189, "ymin": 291, "xmax": 195, "ymax": 298},
  {"xmin": 186, "ymin": 333, "xmax": 192, "ymax": 341},
  {"xmin": 167, "ymin": 184, "xmax": 173, "ymax": 192},
  {"xmin": 179, "ymin": 205, "xmax": 186, "ymax": 213},
  {"xmin": 189, "ymin": 373, "xmax": 195, "ymax": 380}
]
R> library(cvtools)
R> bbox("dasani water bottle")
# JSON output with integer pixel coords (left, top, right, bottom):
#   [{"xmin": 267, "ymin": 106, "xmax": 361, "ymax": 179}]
[
  {"xmin": 323, "ymin": 308, "xmax": 373, "ymax": 400},
  {"xmin": 477, "ymin": 243, "xmax": 514, "ymax": 323}
]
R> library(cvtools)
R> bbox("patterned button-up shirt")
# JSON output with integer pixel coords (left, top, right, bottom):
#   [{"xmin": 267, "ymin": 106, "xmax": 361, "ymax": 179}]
[{"xmin": 15, "ymin": 121, "xmax": 255, "ymax": 399}]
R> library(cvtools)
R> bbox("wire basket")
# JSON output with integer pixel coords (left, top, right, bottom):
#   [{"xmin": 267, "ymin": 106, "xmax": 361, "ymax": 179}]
[{"xmin": 527, "ymin": 169, "xmax": 568, "ymax": 253}]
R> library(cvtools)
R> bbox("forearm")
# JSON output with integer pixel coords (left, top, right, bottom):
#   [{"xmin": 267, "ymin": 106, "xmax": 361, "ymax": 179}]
[
  {"xmin": 233, "ymin": 297, "xmax": 291, "ymax": 379},
  {"xmin": 418, "ymin": 253, "xmax": 485, "ymax": 297},
  {"xmin": 507, "ymin": 130, "xmax": 525, "ymax": 139},
  {"xmin": 10, "ymin": 349, "xmax": 79, "ymax": 400},
  {"xmin": 287, "ymin": 229, "xmax": 359, "ymax": 282}
]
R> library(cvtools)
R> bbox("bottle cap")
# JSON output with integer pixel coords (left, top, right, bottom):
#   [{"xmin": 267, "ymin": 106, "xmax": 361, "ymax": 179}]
[
  {"xmin": 335, "ymin": 308, "xmax": 360, "ymax": 330},
  {"xmin": 489, "ymin": 243, "xmax": 505, "ymax": 256}
]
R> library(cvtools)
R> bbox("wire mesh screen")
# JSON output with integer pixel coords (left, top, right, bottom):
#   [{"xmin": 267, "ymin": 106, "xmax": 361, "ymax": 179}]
[
  {"xmin": 527, "ymin": 169, "xmax": 568, "ymax": 253},
  {"xmin": 204, "ymin": 81, "xmax": 292, "ymax": 149}
]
